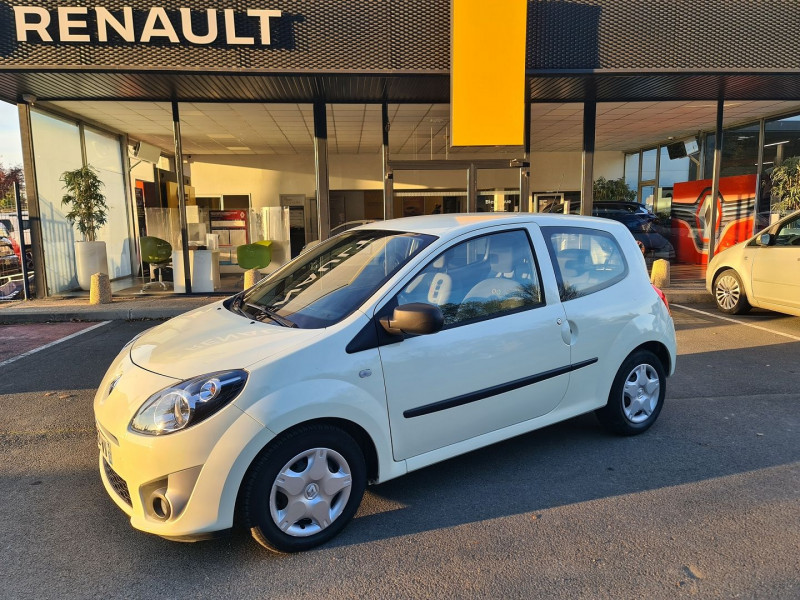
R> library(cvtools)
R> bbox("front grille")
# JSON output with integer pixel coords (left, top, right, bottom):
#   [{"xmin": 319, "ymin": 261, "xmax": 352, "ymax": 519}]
[{"xmin": 103, "ymin": 459, "xmax": 132, "ymax": 507}]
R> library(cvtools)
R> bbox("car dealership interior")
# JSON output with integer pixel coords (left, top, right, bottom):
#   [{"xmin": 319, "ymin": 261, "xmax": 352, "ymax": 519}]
[{"xmin": 4, "ymin": 0, "xmax": 800, "ymax": 297}]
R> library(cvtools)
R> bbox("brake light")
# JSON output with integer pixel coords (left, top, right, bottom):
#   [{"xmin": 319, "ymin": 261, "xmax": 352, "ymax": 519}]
[{"xmin": 652, "ymin": 284, "xmax": 670, "ymax": 316}]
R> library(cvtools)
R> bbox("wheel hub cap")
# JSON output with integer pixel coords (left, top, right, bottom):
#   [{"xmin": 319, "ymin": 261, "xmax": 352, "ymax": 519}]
[
  {"xmin": 622, "ymin": 364, "xmax": 660, "ymax": 424},
  {"xmin": 269, "ymin": 447, "xmax": 352, "ymax": 538},
  {"xmin": 304, "ymin": 483, "xmax": 319, "ymax": 500}
]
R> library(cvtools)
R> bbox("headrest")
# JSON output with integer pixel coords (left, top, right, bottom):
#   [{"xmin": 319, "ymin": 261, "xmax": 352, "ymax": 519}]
[{"xmin": 489, "ymin": 238, "xmax": 515, "ymax": 274}]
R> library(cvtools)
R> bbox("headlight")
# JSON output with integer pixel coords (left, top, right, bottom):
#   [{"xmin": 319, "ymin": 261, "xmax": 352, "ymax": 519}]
[{"xmin": 130, "ymin": 370, "xmax": 248, "ymax": 435}]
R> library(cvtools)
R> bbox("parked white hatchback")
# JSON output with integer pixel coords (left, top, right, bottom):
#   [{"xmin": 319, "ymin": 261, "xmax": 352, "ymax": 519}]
[
  {"xmin": 94, "ymin": 213, "xmax": 676, "ymax": 552},
  {"xmin": 707, "ymin": 209, "xmax": 800, "ymax": 316}
]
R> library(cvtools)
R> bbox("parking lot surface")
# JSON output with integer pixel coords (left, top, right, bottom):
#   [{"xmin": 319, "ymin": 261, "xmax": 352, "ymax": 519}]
[{"xmin": 0, "ymin": 308, "xmax": 797, "ymax": 599}]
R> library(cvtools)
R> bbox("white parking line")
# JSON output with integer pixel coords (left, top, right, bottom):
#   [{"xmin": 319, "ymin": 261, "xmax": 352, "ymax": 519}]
[
  {"xmin": 672, "ymin": 304, "xmax": 800, "ymax": 342},
  {"xmin": 0, "ymin": 321, "xmax": 111, "ymax": 368}
]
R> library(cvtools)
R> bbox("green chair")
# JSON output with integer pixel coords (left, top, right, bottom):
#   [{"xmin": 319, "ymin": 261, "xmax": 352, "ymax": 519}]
[
  {"xmin": 140, "ymin": 236, "xmax": 172, "ymax": 291},
  {"xmin": 237, "ymin": 240, "xmax": 272, "ymax": 270}
]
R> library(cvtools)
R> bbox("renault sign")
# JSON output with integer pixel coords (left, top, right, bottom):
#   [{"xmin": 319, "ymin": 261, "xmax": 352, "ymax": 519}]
[{"xmin": 12, "ymin": 6, "xmax": 282, "ymax": 45}]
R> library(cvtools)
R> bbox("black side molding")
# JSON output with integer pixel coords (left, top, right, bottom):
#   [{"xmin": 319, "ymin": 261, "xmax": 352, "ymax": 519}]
[{"xmin": 403, "ymin": 358, "xmax": 598, "ymax": 418}]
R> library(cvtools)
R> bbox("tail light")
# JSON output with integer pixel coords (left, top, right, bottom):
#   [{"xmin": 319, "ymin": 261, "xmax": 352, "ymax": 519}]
[{"xmin": 652, "ymin": 284, "xmax": 671, "ymax": 316}]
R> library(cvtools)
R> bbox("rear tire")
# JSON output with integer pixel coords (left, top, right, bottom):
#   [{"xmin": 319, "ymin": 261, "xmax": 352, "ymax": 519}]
[
  {"xmin": 596, "ymin": 350, "xmax": 666, "ymax": 436},
  {"xmin": 244, "ymin": 424, "xmax": 366, "ymax": 553},
  {"xmin": 713, "ymin": 269, "xmax": 751, "ymax": 315}
]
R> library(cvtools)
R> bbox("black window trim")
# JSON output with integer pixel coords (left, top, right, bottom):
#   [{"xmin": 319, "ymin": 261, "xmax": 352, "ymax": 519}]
[
  {"xmin": 392, "ymin": 227, "xmax": 547, "ymax": 333},
  {"xmin": 541, "ymin": 225, "xmax": 630, "ymax": 302}
]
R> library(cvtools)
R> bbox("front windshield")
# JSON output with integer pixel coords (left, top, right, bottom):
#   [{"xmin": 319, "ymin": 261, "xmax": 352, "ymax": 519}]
[{"xmin": 234, "ymin": 229, "xmax": 436, "ymax": 328}]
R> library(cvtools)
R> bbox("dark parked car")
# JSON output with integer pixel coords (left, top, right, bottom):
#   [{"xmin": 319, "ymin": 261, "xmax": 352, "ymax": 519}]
[
  {"xmin": 597, "ymin": 211, "xmax": 675, "ymax": 260},
  {"xmin": 592, "ymin": 201, "xmax": 655, "ymax": 217}
]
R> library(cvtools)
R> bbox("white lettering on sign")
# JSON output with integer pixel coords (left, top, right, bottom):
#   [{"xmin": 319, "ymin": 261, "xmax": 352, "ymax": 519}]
[
  {"xmin": 95, "ymin": 7, "xmax": 134, "ymax": 43},
  {"xmin": 180, "ymin": 8, "xmax": 217, "ymax": 45},
  {"xmin": 11, "ymin": 5, "xmax": 283, "ymax": 46},
  {"xmin": 13, "ymin": 7, "xmax": 52, "ymax": 42},
  {"xmin": 247, "ymin": 9, "xmax": 281, "ymax": 45},
  {"xmin": 141, "ymin": 7, "xmax": 180, "ymax": 43},
  {"xmin": 58, "ymin": 7, "xmax": 90, "ymax": 42}
]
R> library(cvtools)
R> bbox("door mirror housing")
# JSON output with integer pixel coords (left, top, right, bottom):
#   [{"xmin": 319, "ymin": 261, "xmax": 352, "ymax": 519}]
[
  {"xmin": 380, "ymin": 303, "xmax": 444, "ymax": 336},
  {"xmin": 759, "ymin": 233, "xmax": 775, "ymax": 246}
]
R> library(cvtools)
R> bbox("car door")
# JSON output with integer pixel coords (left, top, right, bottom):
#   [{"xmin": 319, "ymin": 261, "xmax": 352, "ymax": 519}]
[
  {"xmin": 751, "ymin": 214, "xmax": 800, "ymax": 311},
  {"xmin": 377, "ymin": 227, "xmax": 571, "ymax": 461},
  {"xmin": 539, "ymin": 225, "xmax": 635, "ymax": 404}
]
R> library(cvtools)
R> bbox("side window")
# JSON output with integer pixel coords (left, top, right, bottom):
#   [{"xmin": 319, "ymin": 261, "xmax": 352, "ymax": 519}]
[
  {"xmin": 774, "ymin": 215, "xmax": 800, "ymax": 246},
  {"xmin": 542, "ymin": 226, "xmax": 628, "ymax": 301},
  {"xmin": 396, "ymin": 229, "xmax": 544, "ymax": 326}
]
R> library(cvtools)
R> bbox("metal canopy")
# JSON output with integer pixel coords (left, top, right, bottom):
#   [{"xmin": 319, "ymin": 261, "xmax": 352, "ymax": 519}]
[{"xmin": 5, "ymin": 71, "xmax": 800, "ymax": 105}]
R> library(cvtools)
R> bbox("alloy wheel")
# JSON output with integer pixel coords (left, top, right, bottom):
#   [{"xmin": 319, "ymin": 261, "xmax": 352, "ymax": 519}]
[{"xmin": 715, "ymin": 274, "xmax": 741, "ymax": 311}]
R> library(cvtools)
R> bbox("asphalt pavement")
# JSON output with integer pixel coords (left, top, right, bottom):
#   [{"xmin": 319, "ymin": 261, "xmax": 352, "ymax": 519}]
[{"xmin": 0, "ymin": 305, "xmax": 797, "ymax": 599}]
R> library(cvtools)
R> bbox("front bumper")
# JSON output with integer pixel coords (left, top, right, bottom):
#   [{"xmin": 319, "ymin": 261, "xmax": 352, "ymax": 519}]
[{"xmin": 94, "ymin": 354, "xmax": 275, "ymax": 539}]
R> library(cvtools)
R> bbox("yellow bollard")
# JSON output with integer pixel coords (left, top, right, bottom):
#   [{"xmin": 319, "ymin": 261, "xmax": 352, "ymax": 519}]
[
  {"xmin": 650, "ymin": 259, "xmax": 670, "ymax": 288},
  {"xmin": 90, "ymin": 272, "xmax": 112, "ymax": 304},
  {"xmin": 243, "ymin": 269, "xmax": 263, "ymax": 289}
]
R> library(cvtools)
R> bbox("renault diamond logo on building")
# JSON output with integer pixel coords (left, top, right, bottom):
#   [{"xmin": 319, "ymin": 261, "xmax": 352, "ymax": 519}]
[{"xmin": 12, "ymin": 6, "xmax": 283, "ymax": 46}]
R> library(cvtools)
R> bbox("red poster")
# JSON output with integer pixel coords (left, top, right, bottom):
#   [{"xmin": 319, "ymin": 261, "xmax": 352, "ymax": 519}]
[{"xmin": 671, "ymin": 174, "xmax": 756, "ymax": 264}]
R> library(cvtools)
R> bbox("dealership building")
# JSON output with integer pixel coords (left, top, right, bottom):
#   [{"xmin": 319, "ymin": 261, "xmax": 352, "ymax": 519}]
[{"xmin": 3, "ymin": 0, "xmax": 800, "ymax": 297}]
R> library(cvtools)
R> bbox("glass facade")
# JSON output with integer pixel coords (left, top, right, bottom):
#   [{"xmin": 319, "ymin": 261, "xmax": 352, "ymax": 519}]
[{"xmin": 22, "ymin": 97, "xmax": 800, "ymax": 297}]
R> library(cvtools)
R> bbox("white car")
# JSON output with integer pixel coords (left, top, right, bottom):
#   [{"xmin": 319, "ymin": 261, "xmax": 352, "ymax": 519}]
[
  {"xmin": 94, "ymin": 214, "xmax": 676, "ymax": 552},
  {"xmin": 707, "ymin": 209, "xmax": 800, "ymax": 317}
]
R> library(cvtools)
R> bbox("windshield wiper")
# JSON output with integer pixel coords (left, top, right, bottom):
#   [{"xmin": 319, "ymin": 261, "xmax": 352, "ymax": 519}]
[{"xmin": 244, "ymin": 303, "xmax": 297, "ymax": 328}]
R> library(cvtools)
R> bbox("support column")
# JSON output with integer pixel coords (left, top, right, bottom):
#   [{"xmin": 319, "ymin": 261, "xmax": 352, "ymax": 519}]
[
  {"xmin": 171, "ymin": 101, "xmax": 192, "ymax": 294},
  {"xmin": 753, "ymin": 118, "xmax": 766, "ymax": 235},
  {"xmin": 314, "ymin": 102, "xmax": 331, "ymax": 241},
  {"xmin": 580, "ymin": 100, "xmax": 596, "ymax": 216},
  {"xmin": 708, "ymin": 99, "xmax": 724, "ymax": 261},
  {"xmin": 17, "ymin": 102, "xmax": 47, "ymax": 298},
  {"xmin": 382, "ymin": 103, "xmax": 394, "ymax": 221},
  {"xmin": 520, "ymin": 100, "xmax": 531, "ymax": 212},
  {"xmin": 467, "ymin": 163, "xmax": 477, "ymax": 213}
]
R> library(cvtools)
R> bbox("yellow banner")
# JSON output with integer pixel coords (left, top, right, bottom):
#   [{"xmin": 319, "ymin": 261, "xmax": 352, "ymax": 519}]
[{"xmin": 451, "ymin": 0, "xmax": 527, "ymax": 147}]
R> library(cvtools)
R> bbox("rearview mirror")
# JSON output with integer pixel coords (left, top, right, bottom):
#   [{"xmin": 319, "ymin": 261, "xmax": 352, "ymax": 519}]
[
  {"xmin": 759, "ymin": 233, "xmax": 774, "ymax": 246},
  {"xmin": 380, "ymin": 303, "xmax": 444, "ymax": 336}
]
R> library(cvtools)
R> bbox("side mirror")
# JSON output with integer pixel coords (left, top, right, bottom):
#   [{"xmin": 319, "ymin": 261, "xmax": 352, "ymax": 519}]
[
  {"xmin": 760, "ymin": 233, "xmax": 774, "ymax": 246},
  {"xmin": 380, "ymin": 303, "xmax": 444, "ymax": 336}
]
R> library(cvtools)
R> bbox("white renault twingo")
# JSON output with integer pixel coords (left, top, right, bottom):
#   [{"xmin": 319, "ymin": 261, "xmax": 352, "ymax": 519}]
[{"xmin": 95, "ymin": 213, "xmax": 676, "ymax": 552}]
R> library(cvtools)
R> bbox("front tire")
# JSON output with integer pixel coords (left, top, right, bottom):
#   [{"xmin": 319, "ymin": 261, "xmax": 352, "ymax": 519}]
[
  {"xmin": 244, "ymin": 424, "xmax": 366, "ymax": 553},
  {"xmin": 714, "ymin": 269, "xmax": 751, "ymax": 314},
  {"xmin": 596, "ymin": 350, "xmax": 666, "ymax": 435}
]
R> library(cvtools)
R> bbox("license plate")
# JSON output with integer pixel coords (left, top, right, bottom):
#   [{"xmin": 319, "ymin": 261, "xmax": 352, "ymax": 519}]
[{"xmin": 97, "ymin": 428, "xmax": 113, "ymax": 466}]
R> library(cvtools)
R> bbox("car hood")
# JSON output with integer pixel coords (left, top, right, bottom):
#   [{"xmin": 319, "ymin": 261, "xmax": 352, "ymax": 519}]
[{"xmin": 129, "ymin": 301, "xmax": 324, "ymax": 380}]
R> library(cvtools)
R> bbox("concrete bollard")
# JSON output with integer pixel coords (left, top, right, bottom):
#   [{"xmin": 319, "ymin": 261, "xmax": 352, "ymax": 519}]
[
  {"xmin": 650, "ymin": 259, "xmax": 670, "ymax": 288},
  {"xmin": 90, "ymin": 272, "xmax": 112, "ymax": 305},
  {"xmin": 243, "ymin": 268, "xmax": 263, "ymax": 289}
]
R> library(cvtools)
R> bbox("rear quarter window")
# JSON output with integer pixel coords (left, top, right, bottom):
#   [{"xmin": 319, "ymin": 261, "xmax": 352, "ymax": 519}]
[{"xmin": 541, "ymin": 226, "xmax": 629, "ymax": 301}]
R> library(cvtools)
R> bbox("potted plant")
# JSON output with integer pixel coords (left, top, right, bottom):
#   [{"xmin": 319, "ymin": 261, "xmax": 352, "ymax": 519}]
[
  {"xmin": 770, "ymin": 156, "xmax": 800, "ymax": 217},
  {"xmin": 61, "ymin": 165, "xmax": 109, "ymax": 290}
]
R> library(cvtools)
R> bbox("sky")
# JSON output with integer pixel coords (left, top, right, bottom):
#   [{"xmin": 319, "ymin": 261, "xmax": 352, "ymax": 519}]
[{"xmin": 0, "ymin": 101, "xmax": 23, "ymax": 168}]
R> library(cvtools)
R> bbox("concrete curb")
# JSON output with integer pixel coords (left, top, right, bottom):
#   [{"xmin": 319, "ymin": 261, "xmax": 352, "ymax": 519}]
[
  {"xmin": 662, "ymin": 288, "xmax": 715, "ymax": 306},
  {"xmin": 0, "ymin": 296, "xmax": 221, "ymax": 324},
  {"xmin": 0, "ymin": 287, "xmax": 715, "ymax": 323}
]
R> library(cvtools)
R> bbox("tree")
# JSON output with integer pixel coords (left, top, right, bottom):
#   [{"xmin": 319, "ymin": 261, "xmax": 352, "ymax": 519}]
[
  {"xmin": 593, "ymin": 177, "xmax": 637, "ymax": 203},
  {"xmin": 0, "ymin": 162, "xmax": 24, "ymax": 211},
  {"xmin": 769, "ymin": 156, "xmax": 800, "ymax": 215}
]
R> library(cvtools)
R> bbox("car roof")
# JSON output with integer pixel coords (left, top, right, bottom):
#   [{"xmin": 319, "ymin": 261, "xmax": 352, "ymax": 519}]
[{"xmin": 357, "ymin": 212, "xmax": 624, "ymax": 238}]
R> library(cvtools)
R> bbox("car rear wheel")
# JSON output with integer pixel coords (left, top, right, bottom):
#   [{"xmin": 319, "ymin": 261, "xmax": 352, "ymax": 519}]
[
  {"xmin": 596, "ymin": 350, "xmax": 666, "ymax": 435},
  {"xmin": 714, "ymin": 269, "xmax": 751, "ymax": 314},
  {"xmin": 244, "ymin": 424, "xmax": 366, "ymax": 553}
]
